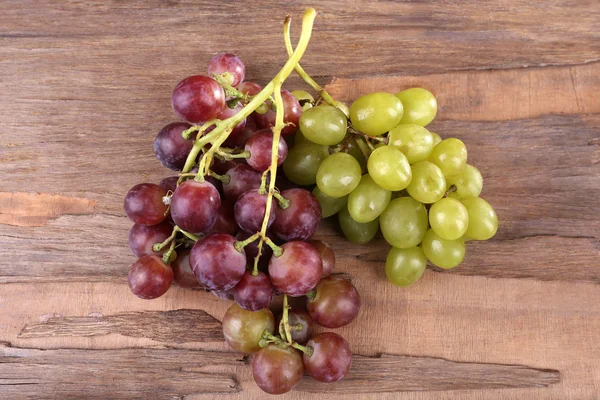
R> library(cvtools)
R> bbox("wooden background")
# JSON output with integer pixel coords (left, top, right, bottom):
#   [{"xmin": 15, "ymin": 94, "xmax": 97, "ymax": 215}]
[{"xmin": 1, "ymin": 1, "xmax": 599, "ymax": 399}]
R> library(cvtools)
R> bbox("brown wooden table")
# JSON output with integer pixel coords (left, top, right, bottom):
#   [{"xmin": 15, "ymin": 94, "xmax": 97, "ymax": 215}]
[{"xmin": 1, "ymin": 1, "xmax": 599, "ymax": 399}]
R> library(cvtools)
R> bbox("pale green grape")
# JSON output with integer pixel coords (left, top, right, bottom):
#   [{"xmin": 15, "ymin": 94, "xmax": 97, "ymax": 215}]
[
  {"xmin": 291, "ymin": 90, "xmax": 314, "ymax": 111},
  {"xmin": 406, "ymin": 161, "xmax": 446, "ymax": 204},
  {"xmin": 429, "ymin": 138, "xmax": 467, "ymax": 177},
  {"xmin": 380, "ymin": 197, "xmax": 428, "ymax": 248},
  {"xmin": 316, "ymin": 152, "xmax": 362, "ymax": 198},
  {"xmin": 429, "ymin": 198, "xmax": 469, "ymax": 240},
  {"xmin": 347, "ymin": 174, "xmax": 391, "ymax": 223},
  {"xmin": 338, "ymin": 207, "xmax": 379, "ymax": 244},
  {"xmin": 312, "ymin": 186, "xmax": 348, "ymax": 218},
  {"xmin": 299, "ymin": 105, "xmax": 348, "ymax": 146},
  {"xmin": 367, "ymin": 146, "xmax": 412, "ymax": 191},
  {"xmin": 388, "ymin": 124, "xmax": 435, "ymax": 164},
  {"xmin": 335, "ymin": 101, "xmax": 350, "ymax": 118},
  {"xmin": 421, "ymin": 229, "xmax": 465, "ymax": 269},
  {"xmin": 282, "ymin": 142, "xmax": 329, "ymax": 186},
  {"xmin": 446, "ymin": 164, "xmax": 483, "ymax": 200},
  {"xmin": 349, "ymin": 92, "xmax": 403, "ymax": 136},
  {"xmin": 395, "ymin": 88, "xmax": 437, "ymax": 126},
  {"xmin": 294, "ymin": 130, "xmax": 311, "ymax": 146},
  {"xmin": 385, "ymin": 246, "xmax": 427, "ymax": 287},
  {"xmin": 430, "ymin": 131, "xmax": 442, "ymax": 145},
  {"xmin": 462, "ymin": 197, "xmax": 498, "ymax": 240},
  {"xmin": 346, "ymin": 137, "xmax": 369, "ymax": 172}
]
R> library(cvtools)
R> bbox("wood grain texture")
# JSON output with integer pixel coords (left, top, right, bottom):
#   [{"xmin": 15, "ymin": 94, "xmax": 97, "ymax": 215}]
[
  {"xmin": 0, "ymin": 0, "xmax": 599, "ymax": 399},
  {"xmin": 18, "ymin": 309, "xmax": 223, "ymax": 343}
]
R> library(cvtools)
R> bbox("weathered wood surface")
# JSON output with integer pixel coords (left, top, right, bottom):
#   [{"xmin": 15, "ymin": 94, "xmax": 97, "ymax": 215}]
[{"xmin": 0, "ymin": 0, "xmax": 599, "ymax": 399}]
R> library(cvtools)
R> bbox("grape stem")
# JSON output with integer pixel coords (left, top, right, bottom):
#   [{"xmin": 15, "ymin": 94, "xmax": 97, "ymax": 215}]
[
  {"xmin": 153, "ymin": 226, "xmax": 180, "ymax": 252},
  {"xmin": 282, "ymin": 294, "xmax": 293, "ymax": 345},
  {"xmin": 292, "ymin": 342, "xmax": 314, "ymax": 357},
  {"xmin": 162, "ymin": 240, "xmax": 176, "ymax": 264}
]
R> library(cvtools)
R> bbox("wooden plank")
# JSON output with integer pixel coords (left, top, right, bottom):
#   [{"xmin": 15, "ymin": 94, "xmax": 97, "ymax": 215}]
[{"xmin": 18, "ymin": 309, "xmax": 223, "ymax": 343}]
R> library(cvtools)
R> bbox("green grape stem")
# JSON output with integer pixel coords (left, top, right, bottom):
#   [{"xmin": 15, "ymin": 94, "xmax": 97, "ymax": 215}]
[
  {"xmin": 161, "ymin": 240, "xmax": 177, "ymax": 264},
  {"xmin": 282, "ymin": 294, "xmax": 293, "ymax": 345},
  {"xmin": 153, "ymin": 226, "xmax": 180, "ymax": 252}
]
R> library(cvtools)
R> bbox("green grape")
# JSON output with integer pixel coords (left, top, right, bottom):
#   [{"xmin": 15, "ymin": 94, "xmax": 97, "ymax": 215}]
[
  {"xmin": 312, "ymin": 186, "xmax": 348, "ymax": 218},
  {"xmin": 294, "ymin": 130, "xmax": 311, "ymax": 146},
  {"xmin": 388, "ymin": 124, "xmax": 435, "ymax": 164},
  {"xmin": 367, "ymin": 146, "xmax": 412, "ymax": 191},
  {"xmin": 461, "ymin": 197, "xmax": 498, "ymax": 240},
  {"xmin": 338, "ymin": 207, "xmax": 379, "ymax": 244},
  {"xmin": 291, "ymin": 89, "xmax": 314, "ymax": 111},
  {"xmin": 385, "ymin": 246, "xmax": 427, "ymax": 287},
  {"xmin": 462, "ymin": 235, "xmax": 474, "ymax": 242},
  {"xmin": 380, "ymin": 197, "xmax": 428, "ymax": 248},
  {"xmin": 299, "ymin": 105, "xmax": 348, "ymax": 146},
  {"xmin": 429, "ymin": 198, "xmax": 469, "ymax": 240},
  {"xmin": 446, "ymin": 164, "xmax": 483, "ymax": 200},
  {"xmin": 335, "ymin": 101, "xmax": 350, "ymax": 118},
  {"xmin": 349, "ymin": 92, "xmax": 403, "ymax": 136},
  {"xmin": 346, "ymin": 137, "xmax": 369, "ymax": 172},
  {"xmin": 430, "ymin": 132, "xmax": 442, "ymax": 145},
  {"xmin": 347, "ymin": 174, "xmax": 391, "ymax": 223},
  {"xmin": 316, "ymin": 152, "xmax": 362, "ymax": 198},
  {"xmin": 421, "ymin": 229, "xmax": 465, "ymax": 269},
  {"xmin": 283, "ymin": 142, "xmax": 329, "ymax": 186},
  {"xmin": 429, "ymin": 138, "xmax": 467, "ymax": 177},
  {"xmin": 395, "ymin": 88, "xmax": 437, "ymax": 126},
  {"xmin": 406, "ymin": 161, "xmax": 446, "ymax": 204}
]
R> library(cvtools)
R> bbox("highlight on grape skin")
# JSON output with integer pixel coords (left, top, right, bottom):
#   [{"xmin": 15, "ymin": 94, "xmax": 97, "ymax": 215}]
[{"xmin": 121, "ymin": 7, "xmax": 498, "ymax": 395}]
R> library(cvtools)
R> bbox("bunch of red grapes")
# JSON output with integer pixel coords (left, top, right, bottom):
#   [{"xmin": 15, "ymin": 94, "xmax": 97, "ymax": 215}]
[{"xmin": 124, "ymin": 52, "xmax": 359, "ymax": 394}]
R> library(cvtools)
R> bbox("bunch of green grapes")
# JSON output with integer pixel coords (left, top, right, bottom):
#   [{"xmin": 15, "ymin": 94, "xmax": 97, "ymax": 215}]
[{"xmin": 284, "ymin": 88, "xmax": 498, "ymax": 288}]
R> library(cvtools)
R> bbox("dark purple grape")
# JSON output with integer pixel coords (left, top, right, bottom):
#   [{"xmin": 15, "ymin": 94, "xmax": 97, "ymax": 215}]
[
  {"xmin": 234, "ymin": 190, "xmax": 274, "ymax": 233},
  {"xmin": 224, "ymin": 113, "xmax": 259, "ymax": 148},
  {"xmin": 159, "ymin": 176, "xmax": 179, "ymax": 193},
  {"xmin": 255, "ymin": 89, "xmax": 302, "ymax": 136},
  {"xmin": 252, "ymin": 345, "xmax": 304, "ymax": 395},
  {"xmin": 128, "ymin": 221, "xmax": 172, "ymax": 258},
  {"xmin": 269, "ymin": 241, "xmax": 322, "ymax": 297},
  {"xmin": 307, "ymin": 276, "xmax": 360, "ymax": 328},
  {"xmin": 206, "ymin": 200, "xmax": 237, "ymax": 235},
  {"xmin": 218, "ymin": 101, "xmax": 246, "ymax": 136},
  {"xmin": 245, "ymin": 129, "xmax": 288, "ymax": 172},
  {"xmin": 171, "ymin": 249, "xmax": 202, "ymax": 288},
  {"xmin": 234, "ymin": 271, "xmax": 274, "ymax": 311},
  {"xmin": 272, "ymin": 188, "xmax": 321, "ymax": 241},
  {"xmin": 309, "ymin": 240, "xmax": 335, "ymax": 278},
  {"xmin": 223, "ymin": 303, "xmax": 275, "ymax": 353},
  {"xmin": 303, "ymin": 332, "xmax": 352, "ymax": 382},
  {"xmin": 223, "ymin": 164, "xmax": 262, "ymax": 201},
  {"xmin": 208, "ymin": 53, "xmax": 246, "ymax": 86},
  {"xmin": 236, "ymin": 231, "xmax": 272, "ymax": 270},
  {"xmin": 153, "ymin": 122, "xmax": 194, "ymax": 171},
  {"xmin": 275, "ymin": 310, "xmax": 313, "ymax": 345},
  {"xmin": 124, "ymin": 183, "xmax": 168, "ymax": 226},
  {"xmin": 170, "ymin": 180, "xmax": 220, "ymax": 234},
  {"xmin": 190, "ymin": 233, "xmax": 246, "ymax": 291},
  {"xmin": 211, "ymin": 158, "xmax": 238, "ymax": 175},
  {"xmin": 127, "ymin": 255, "xmax": 173, "ymax": 299},
  {"xmin": 171, "ymin": 75, "xmax": 225, "ymax": 123}
]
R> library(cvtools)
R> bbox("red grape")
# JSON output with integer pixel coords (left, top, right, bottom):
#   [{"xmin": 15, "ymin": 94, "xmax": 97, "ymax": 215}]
[
  {"xmin": 275, "ymin": 310, "xmax": 313, "ymax": 345},
  {"xmin": 158, "ymin": 176, "xmax": 178, "ymax": 193},
  {"xmin": 245, "ymin": 129, "xmax": 288, "ymax": 171},
  {"xmin": 190, "ymin": 233, "xmax": 246, "ymax": 291},
  {"xmin": 153, "ymin": 122, "xmax": 194, "ymax": 171},
  {"xmin": 255, "ymin": 89, "xmax": 301, "ymax": 136},
  {"xmin": 218, "ymin": 101, "xmax": 246, "ymax": 137},
  {"xmin": 272, "ymin": 188, "xmax": 321, "ymax": 241},
  {"xmin": 211, "ymin": 158, "xmax": 238, "ymax": 175},
  {"xmin": 252, "ymin": 345, "xmax": 304, "ymax": 395},
  {"xmin": 127, "ymin": 255, "xmax": 173, "ymax": 299},
  {"xmin": 234, "ymin": 271, "xmax": 274, "ymax": 311},
  {"xmin": 206, "ymin": 200, "xmax": 237, "ymax": 235},
  {"xmin": 170, "ymin": 249, "xmax": 201, "ymax": 288},
  {"xmin": 307, "ymin": 276, "xmax": 360, "ymax": 328},
  {"xmin": 124, "ymin": 183, "xmax": 168, "ymax": 226},
  {"xmin": 224, "ymin": 113, "xmax": 259, "ymax": 148},
  {"xmin": 234, "ymin": 190, "xmax": 274, "ymax": 233},
  {"xmin": 269, "ymin": 241, "xmax": 322, "ymax": 296},
  {"xmin": 237, "ymin": 81, "xmax": 262, "ymax": 96},
  {"xmin": 128, "ymin": 221, "xmax": 172, "ymax": 258},
  {"xmin": 222, "ymin": 303, "xmax": 275, "ymax": 353},
  {"xmin": 303, "ymin": 332, "xmax": 352, "ymax": 382},
  {"xmin": 223, "ymin": 164, "xmax": 262, "ymax": 201},
  {"xmin": 171, "ymin": 75, "xmax": 225, "ymax": 123},
  {"xmin": 236, "ymin": 231, "xmax": 272, "ymax": 270},
  {"xmin": 170, "ymin": 180, "xmax": 220, "ymax": 234},
  {"xmin": 212, "ymin": 289, "xmax": 235, "ymax": 300},
  {"xmin": 309, "ymin": 240, "xmax": 335, "ymax": 278},
  {"xmin": 208, "ymin": 53, "xmax": 245, "ymax": 86}
]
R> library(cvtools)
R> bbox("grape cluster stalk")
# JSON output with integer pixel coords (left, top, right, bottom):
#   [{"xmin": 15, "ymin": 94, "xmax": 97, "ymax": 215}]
[{"xmin": 123, "ymin": 6, "xmax": 498, "ymax": 395}]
